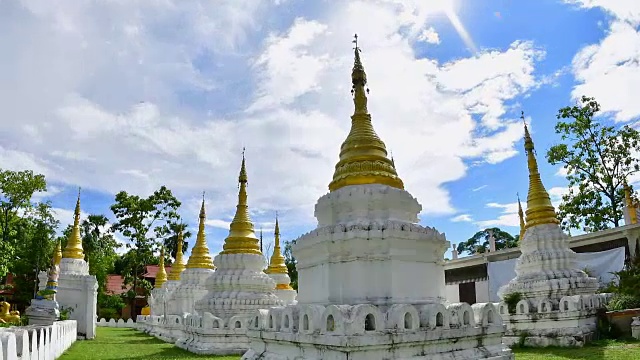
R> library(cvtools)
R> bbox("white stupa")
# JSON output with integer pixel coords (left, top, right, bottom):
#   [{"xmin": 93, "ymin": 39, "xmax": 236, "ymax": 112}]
[
  {"xmin": 242, "ymin": 36, "xmax": 512, "ymax": 360},
  {"xmin": 177, "ymin": 153, "xmax": 283, "ymax": 355},
  {"xmin": 497, "ymin": 115, "xmax": 607, "ymax": 347}
]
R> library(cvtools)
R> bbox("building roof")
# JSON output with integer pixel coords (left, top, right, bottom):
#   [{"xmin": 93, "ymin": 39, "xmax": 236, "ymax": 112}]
[
  {"xmin": 105, "ymin": 275, "xmax": 129, "ymax": 295},
  {"xmin": 143, "ymin": 265, "xmax": 172, "ymax": 279}
]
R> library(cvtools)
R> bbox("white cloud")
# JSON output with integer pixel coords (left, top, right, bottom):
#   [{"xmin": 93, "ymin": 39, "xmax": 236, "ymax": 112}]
[
  {"xmin": 451, "ymin": 214, "xmax": 473, "ymax": 222},
  {"xmin": 0, "ymin": 1, "xmax": 546, "ymax": 240},
  {"xmin": 565, "ymin": 1, "xmax": 640, "ymax": 121},
  {"xmin": 418, "ymin": 27, "xmax": 440, "ymax": 44}
]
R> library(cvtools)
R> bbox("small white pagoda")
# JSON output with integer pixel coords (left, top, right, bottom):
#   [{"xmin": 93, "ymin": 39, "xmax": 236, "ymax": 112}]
[
  {"xmin": 497, "ymin": 115, "xmax": 607, "ymax": 347},
  {"xmin": 242, "ymin": 36, "xmax": 512, "ymax": 360},
  {"xmin": 177, "ymin": 152, "xmax": 283, "ymax": 355},
  {"xmin": 159, "ymin": 199, "xmax": 215, "ymax": 342}
]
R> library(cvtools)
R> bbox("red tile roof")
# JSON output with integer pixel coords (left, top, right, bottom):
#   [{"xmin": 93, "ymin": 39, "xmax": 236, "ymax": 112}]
[
  {"xmin": 105, "ymin": 275, "xmax": 129, "ymax": 295},
  {"xmin": 143, "ymin": 265, "xmax": 172, "ymax": 279}
]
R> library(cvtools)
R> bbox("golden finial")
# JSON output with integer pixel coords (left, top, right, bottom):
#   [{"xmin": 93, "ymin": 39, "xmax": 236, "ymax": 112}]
[
  {"xmin": 265, "ymin": 213, "xmax": 293, "ymax": 290},
  {"xmin": 220, "ymin": 151, "xmax": 262, "ymax": 255},
  {"xmin": 624, "ymin": 181, "xmax": 638, "ymax": 224},
  {"xmin": 167, "ymin": 229, "xmax": 186, "ymax": 280},
  {"xmin": 63, "ymin": 188, "xmax": 85, "ymax": 259},
  {"xmin": 522, "ymin": 111, "xmax": 560, "ymax": 229},
  {"xmin": 155, "ymin": 247, "xmax": 168, "ymax": 288},
  {"xmin": 328, "ymin": 35, "xmax": 404, "ymax": 192},
  {"xmin": 517, "ymin": 193, "xmax": 526, "ymax": 240},
  {"xmin": 53, "ymin": 240, "xmax": 63, "ymax": 266},
  {"xmin": 185, "ymin": 194, "xmax": 215, "ymax": 269}
]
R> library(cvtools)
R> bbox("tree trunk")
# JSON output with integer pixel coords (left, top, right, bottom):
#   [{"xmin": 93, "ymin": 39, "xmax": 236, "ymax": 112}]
[
  {"xmin": 33, "ymin": 266, "xmax": 39, "ymax": 298},
  {"xmin": 130, "ymin": 269, "xmax": 138, "ymax": 320}
]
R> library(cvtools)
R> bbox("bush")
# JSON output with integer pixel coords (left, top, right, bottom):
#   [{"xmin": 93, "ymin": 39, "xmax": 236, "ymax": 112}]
[
  {"xmin": 503, "ymin": 292, "xmax": 522, "ymax": 314},
  {"xmin": 98, "ymin": 308, "xmax": 121, "ymax": 320},
  {"xmin": 98, "ymin": 293, "xmax": 126, "ymax": 311},
  {"xmin": 607, "ymin": 294, "xmax": 640, "ymax": 311},
  {"xmin": 606, "ymin": 256, "xmax": 640, "ymax": 310}
]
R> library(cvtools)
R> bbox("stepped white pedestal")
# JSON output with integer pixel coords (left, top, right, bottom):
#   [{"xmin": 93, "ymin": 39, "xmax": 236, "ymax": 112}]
[
  {"xmin": 56, "ymin": 258, "xmax": 98, "ymax": 339},
  {"xmin": 26, "ymin": 299, "xmax": 60, "ymax": 326},
  {"xmin": 243, "ymin": 184, "xmax": 512, "ymax": 359},
  {"xmin": 498, "ymin": 224, "xmax": 606, "ymax": 347},
  {"xmin": 177, "ymin": 253, "xmax": 283, "ymax": 355}
]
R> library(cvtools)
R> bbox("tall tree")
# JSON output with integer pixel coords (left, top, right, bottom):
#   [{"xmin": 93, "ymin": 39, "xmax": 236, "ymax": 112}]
[
  {"xmin": 162, "ymin": 222, "xmax": 191, "ymax": 263},
  {"xmin": 59, "ymin": 214, "xmax": 121, "ymax": 293},
  {"xmin": 456, "ymin": 228, "xmax": 518, "ymax": 256},
  {"xmin": 283, "ymin": 240, "xmax": 298, "ymax": 291},
  {"xmin": 110, "ymin": 186, "xmax": 181, "ymax": 319},
  {"xmin": 0, "ymin": 169, "xmax": 47, "ymax": 276},
  {"xmin": 546, "ymin": 96, "xmax": 640, "ymax": 231},
  {"xmin": 11, "ymin": 202, "xmax": 59, "ymax": 305}
]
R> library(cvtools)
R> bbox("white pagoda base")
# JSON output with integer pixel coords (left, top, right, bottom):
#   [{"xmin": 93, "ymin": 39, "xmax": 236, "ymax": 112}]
[
  {"xmin": 56, "ymin": 258, "xmax": 98, "ymax": 339},
  {"xmin": 26, "ymin": 299, "xmax": 60, "ymax": 326},
  {"xmin": 498, "ymin": 294, "xmax": 609, "ymax": 347},
  {"xmin": 242, "ymin": 302, "xmax": 511, "ymax": 360},
  {"xmin": 243, "ymin": 184, "xmax": 513, "ymax": 359},
  {"xmin": 177, "ymin": 253, "xmax": 283, "ymax": 355}
]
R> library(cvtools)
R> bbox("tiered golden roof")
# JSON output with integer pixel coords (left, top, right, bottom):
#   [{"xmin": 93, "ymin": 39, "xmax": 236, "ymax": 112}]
[
  {"xmin": 63, "ymin": 189, "xmax": 85, "ymax": 260},
  {"xmin": 522, "ymin": 113, "xmax": 560, "ymax": 229},
  {"xmin": 185, "ymin": 196, "xmax": 215, "ymax": 269},
  {"xmin": 167, "ymin": 230, "xmax": 187, "ymax": 280},
  {"xmin": 265, "ymin": 215, "xmax": 293, "ymax": 289},
  {"xmin": 155, "ymin": 247, "xmax": 167, "ymax": 289},
  {"xmin": 219, "ymin": 151, "xmax": 262, "ymax": 255},
  {"xmin": 328, "ymin": 35, "xmax": 404, "ymax": 192},
  {"xmin": 517, "ymin": 193, "xmax": 526, "ymax": 240},
  {"xmin": 53, "ymin": 240, "xmax": 62, "ymax": 266}
]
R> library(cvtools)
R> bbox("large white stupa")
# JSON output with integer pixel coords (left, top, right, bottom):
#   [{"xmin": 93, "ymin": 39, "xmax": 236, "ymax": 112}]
[
  {"xmin": 242, "ymin": 36, "xmax": 512, "ymax": 360},
  {"xmin": 497, "ymin": 116, "xmax": 607, "ymax": 347}
]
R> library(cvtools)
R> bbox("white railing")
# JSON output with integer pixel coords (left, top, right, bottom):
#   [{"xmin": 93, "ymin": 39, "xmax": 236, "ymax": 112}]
[
  {"xmin": 96, "ymin": 318, "xmax": 136, "ymax": 328},
  {"xmin": 0, "ymin": 320, "xmax": 77, "ymax": 360}
]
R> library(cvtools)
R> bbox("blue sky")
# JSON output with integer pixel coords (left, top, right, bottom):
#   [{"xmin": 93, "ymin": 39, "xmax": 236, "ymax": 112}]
[{"xmin": 1, "ymin": 0, "xmax": 638, "ymax": 260}]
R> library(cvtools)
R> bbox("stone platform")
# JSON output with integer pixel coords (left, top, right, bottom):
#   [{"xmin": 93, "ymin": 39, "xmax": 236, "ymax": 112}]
[
  {"xmin": 242, "ymin": 302, "xmax": 512, "ymax": 360},
  {"xmin": 498, "ymin": 293, "xmax": 610, "ymax": 347}
]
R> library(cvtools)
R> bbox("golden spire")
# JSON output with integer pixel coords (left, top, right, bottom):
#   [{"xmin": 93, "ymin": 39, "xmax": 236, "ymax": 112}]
[
  {"xmin": 155, "ymin": 247, "xmax": 167, "ymax": 289},
  {"xmin": 220, "ymin": 150, "xmax": 262, "ymax": 255},
  {"xmin": 53, "ymin": 240, "xmax": 62, "ymax": 266},
  {"xmin": 265, "ymin": 214, "xmax": 293, "ymax": 290},
  {"xmin": 328, "ymin": 34, "xmax": 404, "ymax": 192},
  {"xmin": 517, "ymin": 193, "xmax": 526, "ymax": 240},
  {"xmin": 522, "ymin": 112, "xmax": 560, "ymax": 229},
  {"xmin": 185, "ymin": 194, "xmax": 215, "ymax": 269},
  {"xmin": 624, "ymin": 181, "xmax": 638, "ymax": 225},
  {"xmin": 63, "ymin": 188, "xmax": 85, "ymax": 259},
  {"xmin": 167, "ymin": 229, "xmax": 186, "ymax": 280}
]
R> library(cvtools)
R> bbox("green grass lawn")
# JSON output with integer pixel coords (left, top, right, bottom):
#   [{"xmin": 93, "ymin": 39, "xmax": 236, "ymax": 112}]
[
  {"xmin": 60, "ymin": 327, "xmax": 640, "ymax": 359},
  {"xmin": 59, "ymin": 327, "xmax": 239, "ymax": 360}
]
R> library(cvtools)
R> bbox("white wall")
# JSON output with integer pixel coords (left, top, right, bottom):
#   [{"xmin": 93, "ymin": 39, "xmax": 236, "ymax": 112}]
[
  {"xmin": 475, "ymin": 280, "xmax": 490, "ymax": 303},
  {"xmin": 97, "ymin": 318, "xmax": 137, "ymax": 328},
  {"xmin": 0, "ymin": 320, "xmax": 76, "ymax": 360},
  {"xmin": 445, "ymin": 284, "xmax": 459, "ymax": 303}
]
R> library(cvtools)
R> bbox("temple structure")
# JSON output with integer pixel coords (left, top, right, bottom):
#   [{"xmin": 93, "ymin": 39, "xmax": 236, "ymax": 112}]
[
  {"xmin": 54, "ymin": 190, "xmax": 98, "ymax": 339},
  {"xmin": 264, "ymin": 215, "xmax": 297, "ymax": 305},
  {"xmin": 497, "ymin": 115, "xmax": 607, "ymax": 347},
  {"xmin": 156, "ymin": 197, "xmax": 215, "ymax": 342},
  {"xmin": 177, "ymin": 153, "xmax": 283, "ymax": 355},
  {"xmin": 148, "ymin": 248, "xmax": 168, "ymax": 316},
  {"xmin": 242, "ymin": 36, "xmax": 512, "ymax": 360},
  {"xmin": 27, "ymin": 241, "xmax": 63, "ymax": 325}
]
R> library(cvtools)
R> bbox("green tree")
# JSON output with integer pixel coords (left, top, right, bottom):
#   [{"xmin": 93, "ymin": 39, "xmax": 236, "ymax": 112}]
[
  {"xmin": 110, "ymin": 186, "xmax": 181, "ymax": 319},
  {"xmin": 0, "ymin": 169, "xmax": 47, "ymax": 276},
  {"xmin": 59, "ymin": 214, "xmax": 121, "ymax": 293},
  {"xmin": 456, "ymin": 227, "xmax": 518, "ymax": 256},
  {"xmin": 11, "ymin": 202, "xmax": 59, "ymax": 306},
  {"xmin": 283, "ymin": 240, "xmax": 298, "ymax": 291},
  {"xmin": 162, "ymin": 222, "xmax": 191, "ymax": 264},
  {"xmin": 546, "ymin": 96, "xmax": 640, "ymax": 232}
]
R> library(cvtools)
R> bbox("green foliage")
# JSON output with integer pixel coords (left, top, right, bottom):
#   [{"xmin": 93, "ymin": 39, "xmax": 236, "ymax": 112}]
[
  {"xmin": 605, "ymin": 256, "xmax": 640, "ymax": 310},
  {"xmin": 503, "ymin": 292, "xmax": 522, "ymax": 314},
  {"xmin": 98, "ymin": 293, "xmax": 126, "ymax": 311},
  {"xmin": 0, "ymin": 169, "xmax": 47, "ymax": 276},
  {"xmin": 546, "ymin": 96, "xmax": 640, "ymax": 232},
  {"xmin": 60, "ymin": 306, "xmax": 73, "ymax": 321},
  {"xmin": 283, "ymin": 240, "xmax": 298, "ymax": 291},
  {"xmin": 98, "ymin": 308, "xmax": 122, "ymax": 321},
  {"xmin": 110, "ymin": 186, "xmax": 181, "ymax": 319},
  {"xmin": 10, "ymin": 201, "xmax": 59, "ymax": 306},
  {"xmin": 163, "ymin": 222, "xmax": 191, "ymax": 263},
  {"xmin": 456, "ymin": 227, "xmax": 518, "ymax": 256}
]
